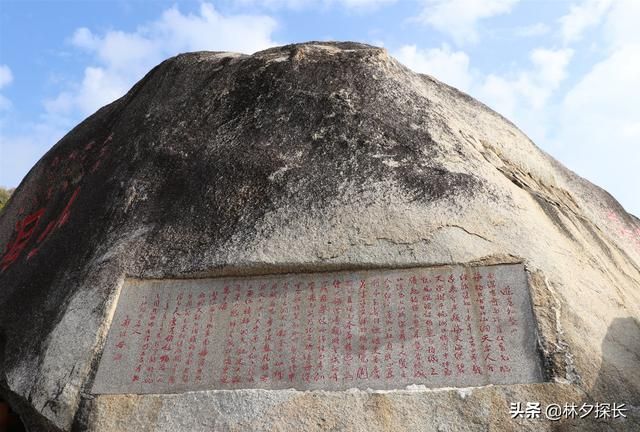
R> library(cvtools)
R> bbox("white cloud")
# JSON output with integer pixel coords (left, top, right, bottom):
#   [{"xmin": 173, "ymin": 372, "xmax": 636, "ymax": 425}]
[
  {"xmin": 71, "ymin": 27, "xmax": 98, "ymax": 50},
  {"xmin": 233, "ymin": 0, "xmax": 396, "ymax": 10},
  {"xmin": 0, "ymin": 65, "xmax": 13, "ymax": 89},
  {"xmin": 73, "ymin": 29, "xmax": 157, "ymax": 76},
  {"xmin": 76, "ymin": 67, "xmax": 132, "ymax": 115},
  {"xmin": 562, "ymin": 46, "xmax": 640, "ymax": 134},
  {"xmin": 47, "ymin": 3, "xmax": 278, "ymax": 117},
  {"xmin": 152, "ymin": 4, "xmax": 278, "ymax": 54},
  {"xmin": 477, "ymin": 48, "xmax": 573, "ymax": 115},
  {"xmin": 0, "ymin": 65, "xmax": 13, "ymax": 111},
  {"xmin": 394, "ymin": 44, "xmax": 472, "ymax": 91},
  {"xmin": 415, "ymin": 0, "xmax": 520, "ymax": 44},
  {"xmin": 530, "ymin": 48, "xmax": 573, "ymax": 88},
  {"xmin": 603, "ymin": 0, "xmax": 640, "ymax": 49},
  {"xmin": 559, "ymin": 0, "xmax": 613, "ymax": 44}
]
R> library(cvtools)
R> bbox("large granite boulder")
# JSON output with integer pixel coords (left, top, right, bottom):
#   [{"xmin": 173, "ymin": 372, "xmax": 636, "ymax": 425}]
[{"xmin": 0, "ymin": 42, "xmax": 638, "ymax": 431}]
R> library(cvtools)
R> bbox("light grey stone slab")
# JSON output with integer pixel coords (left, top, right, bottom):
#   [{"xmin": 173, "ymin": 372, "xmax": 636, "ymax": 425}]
[{"xmin": 92, "ymin": 263, "xmax": 543, "ymax": 394}]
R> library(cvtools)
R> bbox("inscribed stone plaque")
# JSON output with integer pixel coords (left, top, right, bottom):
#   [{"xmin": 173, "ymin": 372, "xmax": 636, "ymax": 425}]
[{"xmin": 93, "ymin": 263, "xmax": 543, "ymax": 394}]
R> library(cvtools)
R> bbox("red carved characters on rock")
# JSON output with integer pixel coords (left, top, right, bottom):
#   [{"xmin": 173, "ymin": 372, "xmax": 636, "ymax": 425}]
[
  {"xmin": 0, "ymin": 133, "xmax": 113, "ymax": 273},
  {"xmin": 606, "ymin": 210, "xmax": 640, "ymax": 253},
  {"xmin": 0, "ymin": 209, "xmax": 45, "ymax": 271},
  {"xmin": 98, "ymin": 265, "xmax": 532, "ymax": 393}
]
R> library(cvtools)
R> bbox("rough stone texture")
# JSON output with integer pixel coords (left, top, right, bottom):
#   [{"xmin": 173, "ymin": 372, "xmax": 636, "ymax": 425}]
[
  {"xmin": 0, "ymin": 41, "xmax": 638, "ymax": 431},
  {"xmin": 92, "ymin": 264, "xmax": 542, "ymax": 394}
]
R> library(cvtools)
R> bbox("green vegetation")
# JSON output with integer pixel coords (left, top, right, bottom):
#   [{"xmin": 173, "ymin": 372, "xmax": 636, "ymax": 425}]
[{"xmin": 0, "ymin": 187, "xmax": 13, "ymax": 211}]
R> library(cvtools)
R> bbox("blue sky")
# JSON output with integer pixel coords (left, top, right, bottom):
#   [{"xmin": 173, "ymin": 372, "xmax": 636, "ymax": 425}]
[{"xmin": 0, "ymin": 0, "xmax": 638, "ymax": 215}]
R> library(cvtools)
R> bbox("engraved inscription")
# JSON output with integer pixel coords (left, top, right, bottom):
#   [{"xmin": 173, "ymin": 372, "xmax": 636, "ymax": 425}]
[{"xmin": 93, "ymin": 263, "xmax": 543, "ymax": 394}]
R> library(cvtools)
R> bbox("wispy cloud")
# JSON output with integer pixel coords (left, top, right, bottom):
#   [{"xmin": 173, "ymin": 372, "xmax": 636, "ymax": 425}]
[
  {"xmin": 232, "ymin": 0, "xmax": 397, "ymax": 11},
  {"xmin": 0, "ymin": 65, "xmax": 12, "ymax": 88},
  {"xmin": 559, "ymin": 0, "xmax": 613, "ymax": 44},
  {"xmin": 55, "ymin": 3, "xmax": 278, "ymax": 116},
  {"xmin": 0, "ymin": 65, "xmax": 13, "ymax": 111},
  {"xmin": 394, "ymin": 44, "xmax": 473, "ymax": 91},
  {"xmin": 413, "ymin": 0, "xmax": 520, "ymax": 45}
]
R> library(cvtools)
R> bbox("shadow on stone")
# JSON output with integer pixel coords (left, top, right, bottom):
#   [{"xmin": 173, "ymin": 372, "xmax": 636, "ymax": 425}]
[
  {"xmin": 557, "ymin": 316, "xmax": 640, "ymax": 431},
  {"xmin": 0, "ymin": 397, "xmax": 26, "ymax": 432}
]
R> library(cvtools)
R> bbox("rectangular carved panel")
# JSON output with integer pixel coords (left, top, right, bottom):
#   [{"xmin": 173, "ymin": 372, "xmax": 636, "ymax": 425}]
[{"xmin": 92, "ymin": 263, "xmax": 543, "ymax": 394}]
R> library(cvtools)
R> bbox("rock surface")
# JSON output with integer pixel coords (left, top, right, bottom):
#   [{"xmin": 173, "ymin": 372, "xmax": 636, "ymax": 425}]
[{"xmin": 0, "ymin": 41, "xmax": 638, "ymax": 431}]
